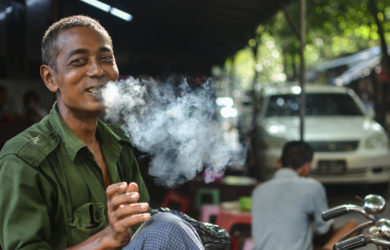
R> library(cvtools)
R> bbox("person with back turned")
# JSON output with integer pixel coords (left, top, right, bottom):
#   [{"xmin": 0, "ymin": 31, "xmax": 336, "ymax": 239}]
[
  {"xmin": 0, "ymin": 15, "xmax": 204, "ymax": 249},
  {"xmin": 251, "ymin": 140, "xmax": 357, "ymax": 250}
]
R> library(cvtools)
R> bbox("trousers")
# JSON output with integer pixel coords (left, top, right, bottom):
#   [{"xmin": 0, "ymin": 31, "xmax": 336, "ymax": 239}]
[{"xmin": 123, "ymin": 212, "xmax": 205, "ymax": 250}]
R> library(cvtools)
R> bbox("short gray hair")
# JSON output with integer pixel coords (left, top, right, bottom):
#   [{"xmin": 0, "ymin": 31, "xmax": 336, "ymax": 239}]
[{"xmin": 41, "ymin": 15, "xmax": 112, "ymax": 72}]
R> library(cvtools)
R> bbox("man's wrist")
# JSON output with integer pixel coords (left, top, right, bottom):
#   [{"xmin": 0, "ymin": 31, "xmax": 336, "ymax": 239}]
[{"xmin": 98, "ymin": 227, "xmax": 127, "ymax": 250}]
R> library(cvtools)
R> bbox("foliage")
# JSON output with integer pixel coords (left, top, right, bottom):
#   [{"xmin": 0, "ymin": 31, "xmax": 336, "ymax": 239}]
[
  {"xmin": 213, "ymin": 0, "xmax": 390, "ymax": 179},
  {"xmin": 214, "ymin": 0, "xmax": 390, "ymax": 91}
]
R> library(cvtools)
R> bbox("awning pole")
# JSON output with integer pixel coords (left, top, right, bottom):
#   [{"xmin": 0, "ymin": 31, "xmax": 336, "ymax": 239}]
[{"xmin": 299, "ymin": 0, "xmax": 306, "ymax": 141}]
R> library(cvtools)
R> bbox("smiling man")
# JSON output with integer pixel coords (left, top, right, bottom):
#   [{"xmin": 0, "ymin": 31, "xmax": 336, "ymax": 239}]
[{"xmin": 0, "ymin": 15, "xmax": 204, "ymax": 250}]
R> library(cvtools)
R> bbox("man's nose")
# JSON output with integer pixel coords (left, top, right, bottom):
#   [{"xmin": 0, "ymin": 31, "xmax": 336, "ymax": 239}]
[{"xmin": 87, "ymin": 58, "xmax": 105, "ymax": 77}]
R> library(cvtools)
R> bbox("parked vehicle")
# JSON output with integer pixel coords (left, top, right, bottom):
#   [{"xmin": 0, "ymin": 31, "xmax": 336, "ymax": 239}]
[{"xmin": 257, "ymin": 84, "xmax": 390, "ymax": 184}]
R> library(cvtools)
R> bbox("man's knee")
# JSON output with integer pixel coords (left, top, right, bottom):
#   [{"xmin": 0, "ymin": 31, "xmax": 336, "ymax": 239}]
[
  {"xmin": 125, "ymin": 212, "xmax": 204, "ymax": 250},
  {"xmin": 149, "ymin": 212, "xmax": 202, "ymax": 243}
]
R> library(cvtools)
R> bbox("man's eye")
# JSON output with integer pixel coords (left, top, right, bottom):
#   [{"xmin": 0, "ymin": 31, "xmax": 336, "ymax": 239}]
[
  {"xmin": 70, "ymin": 58, "xmax": 87, "ymax": 65},
  {"xmin": 100, "ymin": 55, "xmax": 114, "ymax": 62}
]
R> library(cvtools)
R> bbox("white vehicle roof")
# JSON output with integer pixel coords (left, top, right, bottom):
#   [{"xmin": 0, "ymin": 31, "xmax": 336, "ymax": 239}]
[
  {"xmin": 259, "ymin": 83, "xmax": 369, "ymax": 118},
  {"xmin": 262, "ymin": 84, "xmax": 353, "ymax": 96}
]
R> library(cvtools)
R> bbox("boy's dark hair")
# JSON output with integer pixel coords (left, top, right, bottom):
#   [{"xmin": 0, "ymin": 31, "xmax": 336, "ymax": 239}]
[
  {"xmin": 280, "ymin": 140, "xmax": 313, "ymax": 170},
  {"xmin": 41, "ymin": 15, "xmax": 112, "ymax": 72}
]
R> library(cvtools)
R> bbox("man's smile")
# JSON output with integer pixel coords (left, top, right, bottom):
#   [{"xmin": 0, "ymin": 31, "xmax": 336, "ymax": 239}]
[{"xmin": 86, "ymin": 86, "xmax": 102, "ymax": 96}]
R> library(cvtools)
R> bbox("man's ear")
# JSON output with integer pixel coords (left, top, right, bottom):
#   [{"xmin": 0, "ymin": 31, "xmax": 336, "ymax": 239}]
[
  {"xmin": 277, "ymin": 159, "xmax": 283, "ymax": 169},
  {"xmin": 297, "ymin": 162, "xmax": 311, "ymax": 177},
  {"xmin": 40, "ymin": 65, "xmax": 58, "ymax": 93}
]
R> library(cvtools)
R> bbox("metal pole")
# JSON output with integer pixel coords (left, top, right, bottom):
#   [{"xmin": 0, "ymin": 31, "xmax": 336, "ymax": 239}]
[{"xmin": 299, "ymin": 0, "xmax": 306, "ymax": 141}]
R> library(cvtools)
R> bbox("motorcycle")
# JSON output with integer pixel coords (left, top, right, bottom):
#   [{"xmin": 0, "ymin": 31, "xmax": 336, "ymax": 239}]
[{"xmin": 322, "ymin": 194, "xmax": 390, "ymax": 250}]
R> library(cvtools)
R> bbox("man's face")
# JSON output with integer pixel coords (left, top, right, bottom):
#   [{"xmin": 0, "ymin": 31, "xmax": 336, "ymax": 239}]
[{"xmin": 50, "ymin": 26, "xmax": 119, "ymax": 116}]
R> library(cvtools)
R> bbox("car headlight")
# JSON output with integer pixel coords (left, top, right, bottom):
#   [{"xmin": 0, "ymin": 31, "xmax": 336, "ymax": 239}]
[{"xmin": 364, "ymin": 133, "xmax": 389, "ymax": 149}]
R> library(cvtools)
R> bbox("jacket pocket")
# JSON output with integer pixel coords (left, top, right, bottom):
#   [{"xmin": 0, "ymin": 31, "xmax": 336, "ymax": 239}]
[{"xmin": 67, "ymin": 202, "xmax": 107, "ymax": 246}]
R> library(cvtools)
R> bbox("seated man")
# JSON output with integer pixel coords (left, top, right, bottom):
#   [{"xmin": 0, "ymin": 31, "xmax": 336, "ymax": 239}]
[
  {"xmin": 0, "ymin": 15, "xmax": 203, "ymax": 250},
  {"xmin": 251, "ymin": 140, "xmax": 357, "ymax": 250}
]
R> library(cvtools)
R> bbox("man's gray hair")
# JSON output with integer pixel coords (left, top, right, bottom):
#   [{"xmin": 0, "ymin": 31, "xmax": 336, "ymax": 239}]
[{"xmin": 41, "ymin": 15, "xmax": 112, "ymax": 72}]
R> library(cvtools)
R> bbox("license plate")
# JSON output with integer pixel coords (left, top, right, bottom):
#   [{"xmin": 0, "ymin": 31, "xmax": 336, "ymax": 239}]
[{"xmin": 316, "ymin": 160, "xmax": 346, "ymax": 174}]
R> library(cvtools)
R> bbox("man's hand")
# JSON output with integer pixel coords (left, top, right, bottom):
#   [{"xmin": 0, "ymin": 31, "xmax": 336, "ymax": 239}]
[
  {"xmin": 66, "ymin": 182, "xmax": 150, "ymax": 250},
  {"xmin": 104, "ymin": 181, "xmax": 151, "ymax": 247}
]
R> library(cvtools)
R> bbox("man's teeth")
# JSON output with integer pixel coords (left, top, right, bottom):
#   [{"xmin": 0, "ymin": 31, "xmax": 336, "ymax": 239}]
[{"xmin": 87, "ymin": 87, "xmax": 100, "ymax": 94}]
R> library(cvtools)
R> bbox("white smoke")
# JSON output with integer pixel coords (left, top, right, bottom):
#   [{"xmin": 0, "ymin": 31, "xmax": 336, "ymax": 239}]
[{"xmin": 102, "ymin": 76, "xmax": 245, "ymax": 188}]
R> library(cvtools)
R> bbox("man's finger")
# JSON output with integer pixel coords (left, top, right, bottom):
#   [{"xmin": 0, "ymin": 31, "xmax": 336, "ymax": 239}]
[
  {"xmin": 126, "ymin": 182, "xmax": 138, "ymax": 193},
  {"xmin": 112, "ymin": 213, "xmax": 151, "ymax": 234},
  {"xmin": 110, "ymin": 192, "xmax": 140, "ymax": 209},
  {"xmin": 106, "ymin": 182, "xmax": 128, "ymax": 199},
  {"xmin": 115, "ymin": 202, "xmax": 149, "ymax": 219}
]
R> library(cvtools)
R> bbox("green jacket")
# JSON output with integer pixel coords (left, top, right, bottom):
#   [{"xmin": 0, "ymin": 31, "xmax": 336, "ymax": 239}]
[{"xmin": 0, "ymin": 105, "xmax": 150, "ymax": 249}]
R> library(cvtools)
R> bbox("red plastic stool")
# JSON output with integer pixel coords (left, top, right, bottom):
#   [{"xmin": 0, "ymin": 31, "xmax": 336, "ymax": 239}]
[
  {"xmin": 199, "ymin": 204, "xmax": 220, "ymax": 222},
  {"xmin": 160, "ymin": 190, "xmax": 190, "ymax": 214},
  {"xmin": 242, "ymin": 237, "xmax": 253, "ymax": 250},
  {"xmin": 216, "ymin": 209, "xmax": 251, "ymax": 250}
]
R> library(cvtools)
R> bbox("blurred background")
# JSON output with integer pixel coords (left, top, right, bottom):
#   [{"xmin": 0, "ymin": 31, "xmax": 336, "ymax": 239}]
[{"xmin": 2, "ymin": 0, "xmax": 390, "ymax": 249}]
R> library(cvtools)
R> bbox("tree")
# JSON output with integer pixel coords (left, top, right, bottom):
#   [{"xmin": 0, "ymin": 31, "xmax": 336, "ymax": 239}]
[
  {"xmin": 214, "ymin": 0, "xmax": 390, "ymax": 178},
  {"xmin": 368, "ymin": 0, "xmax": 390, "ymax": 125}
]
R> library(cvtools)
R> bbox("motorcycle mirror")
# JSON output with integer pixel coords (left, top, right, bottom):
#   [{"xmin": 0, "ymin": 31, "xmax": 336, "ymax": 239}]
[
  {"xmin": 369, "ymin": 225, "xmax": 380, "ymax": 236},
  {"xmin": 377, "ymin": 218, "xmax": 390, "ymax": 238},
  {"xmin": 363, "ymin": 194, "xmax": 386, "ymax": 214}
]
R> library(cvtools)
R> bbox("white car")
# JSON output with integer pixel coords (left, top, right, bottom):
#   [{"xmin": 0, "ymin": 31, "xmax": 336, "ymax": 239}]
[{"xmin": 259, "ymin": 84, "xmax": 390, "ymax": 184}]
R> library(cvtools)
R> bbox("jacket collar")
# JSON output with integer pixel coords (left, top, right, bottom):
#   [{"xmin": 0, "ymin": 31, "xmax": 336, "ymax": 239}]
[
  {"xmin": 48, "ymin": 102, "xmax": 126, "ymax": 162},
  {"xmin": 274, "ymin": 168, "xmax": 299, "ymax": 179}
]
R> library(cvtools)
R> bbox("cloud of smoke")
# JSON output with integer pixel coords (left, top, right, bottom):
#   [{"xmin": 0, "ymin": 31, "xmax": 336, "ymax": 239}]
[{"xmin": 102, "ymin": 77, "xmax": 245, "ymax": 188}]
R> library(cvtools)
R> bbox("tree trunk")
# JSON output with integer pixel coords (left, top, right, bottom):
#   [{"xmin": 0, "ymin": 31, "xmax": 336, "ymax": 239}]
[
  {"xmin": 281, "ymin": 5, "xmax": 300, "ymax": 39},
  {"xmin": 282, "ymin": 48, "xmax": 289, "ymax": 80},
  {"xmin": 247, "ymin": 37, "xmax": 266, "ymax": 181},
  {"xmin": 291, "ymin": 53, "xmax": 297, "ymax": 80},
  {"xmin": 368, "ymin": 0, "xmax": 389, "ymax": 127},
  {"xmin": 368, "ymin": 0, "xmax": 390, "ymax": 68}
]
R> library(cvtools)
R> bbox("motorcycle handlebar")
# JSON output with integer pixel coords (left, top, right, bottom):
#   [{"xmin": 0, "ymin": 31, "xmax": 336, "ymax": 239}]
[
  {"xmin": 334, "ymin": 234, "xmax": 390, "ymax": 250},
  {"xmin": 322, "ymin": 205, "xmax": 376, "ymax": 221},
  {"xmin": 322, "ymin": 205, "xmax": 348, "ymax": 221},
  {"xmin": 333, "ymin": 235, "xmax": 367, "ymax": 250}
]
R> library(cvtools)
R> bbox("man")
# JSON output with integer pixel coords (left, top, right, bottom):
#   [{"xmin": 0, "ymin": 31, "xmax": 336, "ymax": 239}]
[
  {"xmin": 0, "ymin": 15, "xmax": 203, "ymax": 249},
  {"xmin": 17, "ymin": 90, "xmax": 47, "ymax": 124},
  {"xmin": 251, "ymin": 140, "xmax": 357, "ymax": 250}
]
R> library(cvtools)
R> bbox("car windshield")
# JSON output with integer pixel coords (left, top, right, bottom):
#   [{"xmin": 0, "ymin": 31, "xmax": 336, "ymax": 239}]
[{"xmin": 266, "ymin": 93, "xmax": 364, "ymax": 117}]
